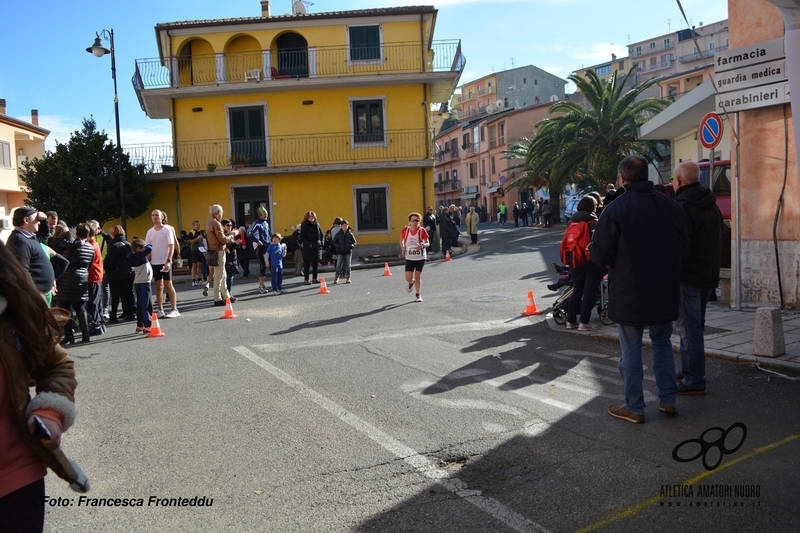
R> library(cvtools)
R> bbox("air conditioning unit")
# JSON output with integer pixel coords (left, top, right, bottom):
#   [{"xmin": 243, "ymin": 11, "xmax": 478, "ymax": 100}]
[
  {"xmin": 0, "ymin": 218, "xmax": 11, "ymax": 230},
  {"xmin": 486, "ymin": 181, "xmax": 493, "ymax": 187},
  {"xmin": 462, "ymin": 187, "xmax": 468, "ymax": 193}
]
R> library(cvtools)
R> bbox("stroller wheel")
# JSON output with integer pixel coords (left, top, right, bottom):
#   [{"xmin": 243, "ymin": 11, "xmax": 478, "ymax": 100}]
[
  {"xmin": 553, "ymin": 308, "xmax": 567, "ymax": 325},
  {"xmin": 600, "ymin": 309, "xmax": 614, "ymax": 326}
]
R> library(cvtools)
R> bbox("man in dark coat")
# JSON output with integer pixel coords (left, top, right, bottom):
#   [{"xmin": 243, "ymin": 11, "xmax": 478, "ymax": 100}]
[
  {"xmin": 590, "ymin": 156, "xmax": 687, "ymax": 424},
  {"xmin": 423, "ymin": 206, "xmax": 438, "ymax": 253},
  {"xmin": 7, "ymin": 207, "xmax": 55, "ymax": 295},
  {"xmin": 672, "ymin": 161, "xmax": 723, "ymax": 396}
]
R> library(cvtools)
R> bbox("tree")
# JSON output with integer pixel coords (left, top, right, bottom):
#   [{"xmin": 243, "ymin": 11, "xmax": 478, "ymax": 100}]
[
  {"xmin": 505, "ymin": 69, "xmax": 668, "ymax": 219},
  {"xmin": 19, "ymin": 118, "xmax": 154, "ymax": 226}
]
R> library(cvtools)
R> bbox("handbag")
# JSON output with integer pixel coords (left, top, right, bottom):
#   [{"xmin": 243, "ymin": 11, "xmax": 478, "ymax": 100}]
[{"xmin": 206, "ymin": 251, "xmax": 219, "ymax": 266}]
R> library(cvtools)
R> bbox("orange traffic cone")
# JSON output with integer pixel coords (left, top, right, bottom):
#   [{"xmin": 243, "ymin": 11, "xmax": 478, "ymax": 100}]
[
  {"xmin": 520, "ymin": 290, "xmax": 543, "ymax": 316},
  {"xmin": 147, "ymin": 313, "xmax": 165, "ymax": 337},
  {"xmin": 220, "ymin": 297, "xmax": 239, "ymax": 319},
  {"xmin": 445, "ymin": 250, "xmax": 452, "ymax": 261},
  {"xmin": 317, "ymin": 278, "xmax": 331, "ymax": 294},
  {"xmin": 382, "ymin": 262, "xmax": 392, "ymax": 276}
]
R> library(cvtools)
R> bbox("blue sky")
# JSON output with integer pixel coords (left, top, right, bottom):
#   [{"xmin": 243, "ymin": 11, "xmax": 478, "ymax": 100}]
[{"xmin": 1, "ymin": 0, "xmax": 727, "ymax": 151}]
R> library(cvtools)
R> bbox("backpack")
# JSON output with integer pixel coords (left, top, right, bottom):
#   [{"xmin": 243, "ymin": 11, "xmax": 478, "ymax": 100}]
[{"xmin": 560, "ymin": 221, "xmax": 591, "ymax": 268}]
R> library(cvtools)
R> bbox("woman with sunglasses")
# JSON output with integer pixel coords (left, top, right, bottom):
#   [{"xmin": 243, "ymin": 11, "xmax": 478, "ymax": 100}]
[{"xmin": 400, "ymin": 212, "xmax": 429, "ymax": 303}]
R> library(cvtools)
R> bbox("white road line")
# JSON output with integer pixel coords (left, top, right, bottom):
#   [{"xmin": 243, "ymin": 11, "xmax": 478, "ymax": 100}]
[
  {"xmin": 251, "ymin": 319, "xmax": 523, "ymax": 352},
  {"xmin": 234, "ymin": 346, "xmax": 551, "ymax": 533}
]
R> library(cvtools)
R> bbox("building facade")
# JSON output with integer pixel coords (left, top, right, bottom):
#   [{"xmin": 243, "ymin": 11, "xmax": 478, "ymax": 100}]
[
  {"xmin": 127, "ymin": 3, "xmax": 463, "ymax": 243},
  {"xmin": 0, "ymin": 99, "xmax": 49, "ymax": 241}
]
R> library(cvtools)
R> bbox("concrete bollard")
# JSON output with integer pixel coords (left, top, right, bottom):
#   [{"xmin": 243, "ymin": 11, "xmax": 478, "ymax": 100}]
[{"xmin": 753, "ymin": 307, "xmax": 785, "ymax": 357}]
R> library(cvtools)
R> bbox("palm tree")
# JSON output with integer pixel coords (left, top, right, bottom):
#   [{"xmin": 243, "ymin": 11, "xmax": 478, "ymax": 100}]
[{"xmin": 505, "ymin": 68, "xmax": 668, "ymax": 219}]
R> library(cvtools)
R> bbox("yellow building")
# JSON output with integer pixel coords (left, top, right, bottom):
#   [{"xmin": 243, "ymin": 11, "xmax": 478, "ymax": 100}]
[
  {"xmin": 129, "ymin": 2, "xmax": 463, "ymax": 243},
  {"xmin": 572, "ymin": 54, "xmax": 629, "ymax": 88},
  {"xmin": 0, "ymin": 100, "xmax": 48, "ymax": 241}
]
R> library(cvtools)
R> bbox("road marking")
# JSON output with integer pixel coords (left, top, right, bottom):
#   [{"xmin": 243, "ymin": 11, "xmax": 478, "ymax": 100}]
[
  {"xmin": 234, "ymin": 346, "xmax": 551, "ymax": 533},
  {"xmin": 251, "ymin": 319, "xmax": 523, "ymax": 352},
  {"xmin": 572, "ymin": 432, "xmax": 800, "ymax": 533}
]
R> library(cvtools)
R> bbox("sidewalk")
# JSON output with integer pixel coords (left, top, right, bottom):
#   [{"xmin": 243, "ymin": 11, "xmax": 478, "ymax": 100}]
[{"xmin": 546, "ymin": 304, "xmax": 800, "ymax": 374}]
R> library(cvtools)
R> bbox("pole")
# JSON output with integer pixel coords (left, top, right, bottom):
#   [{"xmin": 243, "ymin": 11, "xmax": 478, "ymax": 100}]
[{"xmin": 110, "ymin": 29, "xmax": 126, "ymax": 232}]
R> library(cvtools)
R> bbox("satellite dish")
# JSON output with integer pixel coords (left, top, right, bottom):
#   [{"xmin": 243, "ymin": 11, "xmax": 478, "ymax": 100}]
[
  {"xmin": 698, "ymin": 21, "xmax": 704, "ymax": 27},
  {"xmin": 495, "ymin": 99, "xmax": 504, "ymax": 110},
  {"xmin": 549, "ymin": 95, "xmax": 558, "ymax": 103},
  {"xmin": 485, "ymin": 102, "xmax": 495, "ymax": 113},
  {"xmin": 292, "ymin": 0, "xmax": 310, "ymax": 15}
]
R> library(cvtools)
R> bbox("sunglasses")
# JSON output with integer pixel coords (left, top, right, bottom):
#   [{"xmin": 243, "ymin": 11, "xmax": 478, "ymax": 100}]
[{"xmin": 410, "ymin": 219, "xmax": 420, "ymax": 222}]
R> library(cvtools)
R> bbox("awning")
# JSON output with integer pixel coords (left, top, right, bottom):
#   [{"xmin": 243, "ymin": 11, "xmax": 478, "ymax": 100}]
[
  {"xmin": 486, "ymin": 187, "xmax": 499, "ymax": 194},
  {"xmin": 639, "ymin": 80, "xmax": 715, "ymax": 140},
  {"xmin": 460, "ymin": 193, "xmax": 479, "ymax": 199}
]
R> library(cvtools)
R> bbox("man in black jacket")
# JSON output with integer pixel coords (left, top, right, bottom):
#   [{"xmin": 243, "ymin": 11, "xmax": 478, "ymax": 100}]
[
  {"xmin": 590, "ymin": 156, "xmax": 687, "ymax": 424},
  {"xmin": 423, "ymin": 207, "xmax": 438, "ymax": 253},
  {"xmin": 672, "ymin": 162, "xmax": 722, "ymax": 396},
  {"xmin": 7, "ymin": 206, "xmax": 55, "ymax": 296}
]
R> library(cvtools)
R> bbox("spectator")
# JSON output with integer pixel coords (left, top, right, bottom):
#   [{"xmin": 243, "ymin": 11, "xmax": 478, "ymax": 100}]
[
  {"xmin": 513, "ymin": 202, "xmax": 521, "ymax": 227},
  {"xmin": 465, "ymin": 205, "xmax": 480, "ymax": 244},
  {"xmin": 236, "ymin": 226, "xmax": 250, "ymax": 279},
  {"xmin": 333, "ymin": 220, "xmax": 356, "ymax": 284},
  {"xmin": 52, "ymin": 223, "xmax": 95, "ymax": 345},
  {"xmin": 299, "ymin": 211, "xmax": 324, "ymax": 285},
  {"xmin": 563, "ymin": 196, "xmax": 606, "ymax": 331},
  {"xmin": 205, "ymin": 205, "xmax": 238, "ymax": 306},
  {"xmin": 438, "ymin": 206, "xmax": 455, "ymax": 255},
  {"xmin": 540, "ymin": 200, "xmax": 553, "ymax": 228},
  {"xmin": 128, "ymin": 238, "xmax": 153, "ymax": 334},
  {"xmin": 521, "ymin": 203, "xmax": 530, "ymax": 226},
  {"xmin": 672, "ymin": 161, "xmax": 723, "ymax": 396},
  {"xmin": 103, "ymin": 225, "xmax": 135, "ymax": 323},
  {"xmin": 0, "ymin": 240, "xmax": 88, "ymax": 531},
  {"xmin": 6, "ymin": 207, "xmax": 55, "ymax": 297},
  {"xmin": 590, "ymin": 156, "xmax": 686, "ymax": 423},
  {"xmin": 222, "ymin": 220, "xmax": 239, "ymax": 296},
  {"xmin": 85, "ymin": 221, "xmax": 106, "ymax": 336},
  {"xmin": 248, "ymin": 207, "xmax": 270, "ymax": 294},
  {"xmin": 266, "ymin": 234, "xmax": 287, "ymax": 294},
  {"xmin": 423, "ymin": 206, "xmax": 438, "ymax": 253},
  {"xmin": 187, "ymin": 221, "xmax": 205, "ymax": 286},
  {"xmin": 146, "ymin": 210, "xmax": 179, "ymax": 318}
]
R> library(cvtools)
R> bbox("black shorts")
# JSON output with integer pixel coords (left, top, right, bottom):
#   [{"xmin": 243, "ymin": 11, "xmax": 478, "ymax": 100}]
[
  {"xmin": 152, "ymin": 264, "xmax": 173, "ymax": 282},
  {"xmin": 405, "ymin": 259, "xmax": 425, "ymax": 273},
  {"xmin": 191, "ymin": 249, "xmax": 205, "ymax": 264}
]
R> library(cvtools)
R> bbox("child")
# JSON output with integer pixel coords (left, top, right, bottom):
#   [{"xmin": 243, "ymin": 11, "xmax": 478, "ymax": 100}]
[
  {"xmin": 222, "ymin": 219, "xmax": 238, "ymax": 295},
  {"xmin": 266, "ymin": 234, "xmax": 287, "ymax": 294},
  {"xmin": 323, "ymin": 229, "xmax": 334, "ymax": 265},
  {"xmin": 332, "ymin": 220, "xmax": 356, "ymax": 284},
  {"xmin": 127, "ymin": 237, "xmax": 153, "ymax": 334}
]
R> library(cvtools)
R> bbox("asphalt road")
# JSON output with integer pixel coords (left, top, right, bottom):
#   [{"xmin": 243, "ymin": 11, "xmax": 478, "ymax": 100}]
[{"xmin": 41, "ymin": 223, "xmax": 800, "ymax": 532}]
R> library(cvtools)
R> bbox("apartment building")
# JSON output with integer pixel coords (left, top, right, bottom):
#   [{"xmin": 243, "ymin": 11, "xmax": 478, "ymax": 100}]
[
  {"xmin": 572, "ymin": 54, "xmax": 630, "ymax": 87},
  {"xmin": 128, "ymin": 2, "xmax": 463, "ymax": 243}
]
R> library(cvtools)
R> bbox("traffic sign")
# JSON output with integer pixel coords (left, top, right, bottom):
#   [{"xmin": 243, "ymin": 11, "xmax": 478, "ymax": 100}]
[{"xmin": 699, "ymin": 112, "xmax": 724, "ymax": 150}]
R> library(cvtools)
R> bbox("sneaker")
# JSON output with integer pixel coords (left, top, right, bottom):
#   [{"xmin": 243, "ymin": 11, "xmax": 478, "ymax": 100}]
[
  {"xmin": 165, "ymin": 308, "xmax": 180, "ymax": 318},
  {"xmin": 203, "ymin": 285, "xmax": 209, "ymax": 297},
  {"xmin": 135, "ymin": 326, "xmax": 145, "ymax": 334},
  {"xmin": 334, "ymin": 277, "xmax": 340, "ymax": 284},
  {"xmin": 142, "ymin": 327, "xmax": 151, "ymax": 335},
  {"xmin": 608, "ymin": 404, "xmax": 644, "ymax": 424},
  {"xmin": 259, "ymin": 286, "xmax": 267, "ymax": 294},
  {"xmin": 578, "ymin": 322, "xmax": 598, "ymax": 332},
  {"xmin": 274, "ymin": 290, "xmax": 281, "ymax": 295},
  {"xmin": 191, "ymin": 281, "xmax": 198, "ymax": 287},
  {"xmin": 157, "ymin": 309, "xmax": 166, "ymax": 319},
  {"xmin": 415, "ymin": 295, "xmax": 423, "ymax": 302},
  {"xmin": 659, "ymin": 401, "xmax": 677, "ymax": 414},
  {"xmin": 677, "ymin": 384, "xmax": 706, "ymax": 396},
  {"xmin": 566, "ymin": 322, "xmax": 577, "ymax": 330},
  {"xmin": 346, "ymin": 277, "xmax": 351, "ymax": 284},
  {"xmin": 406, "ymin": 283, "xmax": 413, "ymax": 294}
]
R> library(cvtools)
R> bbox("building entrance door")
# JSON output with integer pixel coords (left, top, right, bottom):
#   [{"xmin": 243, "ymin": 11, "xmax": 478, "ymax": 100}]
[{"xmin": 234, "ymin": 186, "xmax": 270, "ymax": 232}]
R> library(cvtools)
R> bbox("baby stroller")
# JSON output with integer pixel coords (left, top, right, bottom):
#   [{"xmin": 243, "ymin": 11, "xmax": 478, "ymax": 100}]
[{"xmin": 548, "ymin": 263, "xmax": 613, "ymax": 326}]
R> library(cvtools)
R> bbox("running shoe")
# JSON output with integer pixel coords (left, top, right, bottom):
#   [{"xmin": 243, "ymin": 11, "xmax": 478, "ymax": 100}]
[
  {"xmin": 157, "ymin": 309, "xmax": 166, "ymax": 319},
  {"xmin": 165, "ymin": 308, "xmax": 180, "ymax": 318},
  {"xmin": 406, "ymin": 283, "xmax": 413, "ymax": 293},
  {"xmin": 415, "ymin": 295, "xmax": 423, "ymax": 302},
  {"xmin": 203, "ymin": 285, "xmax": 209, "ymax": 297},
  {"xmin": 259, "ymin": 286, "xmax": 267, "ymax": 294}
]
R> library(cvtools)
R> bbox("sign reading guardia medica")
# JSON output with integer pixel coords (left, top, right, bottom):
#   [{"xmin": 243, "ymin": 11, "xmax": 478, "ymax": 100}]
[{"xmin": 714, "ymin": 37, "xmax": 790, "ymax": 113}]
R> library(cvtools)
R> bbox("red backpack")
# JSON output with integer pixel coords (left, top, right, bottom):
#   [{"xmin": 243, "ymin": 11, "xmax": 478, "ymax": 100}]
[{"xmin": 560, "ymin": 221, "xmax": 591, "ymax": 268}]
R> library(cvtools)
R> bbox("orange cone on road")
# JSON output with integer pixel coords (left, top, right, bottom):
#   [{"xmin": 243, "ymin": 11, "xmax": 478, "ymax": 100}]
[
  {"xmin": 520, "ymin": 290, "xmax": 543, "ymax": 316},
  {"xmin": 445, "ymin": 250, "xmax": 452, "ymax": 261},
  {"xmin": 220, "ymin": 297, "xmax": 239, "ymax": 319},
  {"xmin": 317, "ymin": 278, "xmax": 331, "ymax": 294},
  {"xmin": 147, "ymin": 313, "xmax": 165, "ymax": 337},
  {"xmin": 382, "ymin": 262, "xmax": 392, "ymax": 276}
]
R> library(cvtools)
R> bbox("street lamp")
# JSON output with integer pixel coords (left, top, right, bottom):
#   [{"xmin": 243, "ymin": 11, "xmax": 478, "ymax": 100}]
[{"xmin": 86, "ymin": 29, "xmax": 126, "ymax": 231}]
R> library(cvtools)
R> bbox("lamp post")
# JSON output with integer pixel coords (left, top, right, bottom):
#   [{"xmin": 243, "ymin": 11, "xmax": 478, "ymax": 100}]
[{"xmin": 86, "ymin": 29, "xmax": 126, "ymax": 231}]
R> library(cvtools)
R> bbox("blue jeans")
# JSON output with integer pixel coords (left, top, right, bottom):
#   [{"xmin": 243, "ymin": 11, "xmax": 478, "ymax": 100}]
[
  {"xmin": 336, "ymin": 253, "xmax": 352, "ymax": 278},
  {"xmin": 441, "ymin": 236, "xmax": 452, "ymax": 254},
  {"xmin": 617, "ymin": 322, "xmax": 677, "ymax": 414},
  {"xmin": 675, "ymin": 285, "xmax": 708, "ymax": 389}
]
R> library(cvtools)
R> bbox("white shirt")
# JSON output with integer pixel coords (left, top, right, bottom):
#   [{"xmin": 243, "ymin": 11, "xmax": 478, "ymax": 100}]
[{"xmin": 145, "ymin": 225, "xmax": 176, "ymax": 265}]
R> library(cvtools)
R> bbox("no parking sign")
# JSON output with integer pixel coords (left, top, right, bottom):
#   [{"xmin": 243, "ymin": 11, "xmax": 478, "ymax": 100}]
[{"xmin": 699, "ymin": 113, "xmax": 724, "ymax": 150}]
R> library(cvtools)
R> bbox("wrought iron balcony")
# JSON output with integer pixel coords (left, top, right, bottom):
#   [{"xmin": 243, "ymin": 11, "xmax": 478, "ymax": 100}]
[
  {"xmin": 133, "ymin": 40, "xmax": 464, "ymax": 89},
  {"xmin": 125, "ymin": 130, "xmax": 428, "ymax": 173}
]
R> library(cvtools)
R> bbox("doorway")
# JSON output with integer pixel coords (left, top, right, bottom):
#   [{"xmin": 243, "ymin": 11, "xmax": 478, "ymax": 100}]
[{"xmin": 234, "ymin": 186, "xmax": 270, "ymax": 231}]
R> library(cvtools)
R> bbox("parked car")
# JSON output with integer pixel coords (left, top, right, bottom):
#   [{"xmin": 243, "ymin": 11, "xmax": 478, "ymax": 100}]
[{"xmin": 563, "ymin": 198, "xmax": 580, "ymax": 224}]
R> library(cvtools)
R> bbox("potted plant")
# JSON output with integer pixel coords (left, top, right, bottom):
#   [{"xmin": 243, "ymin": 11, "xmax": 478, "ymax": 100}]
[
  {"xmin": 230, "ymin": 154, "xmax": 249, "ymax": 169},
  {"xmin": 206, "ymin": 163, "xmax": 217, "ymax": 172}
]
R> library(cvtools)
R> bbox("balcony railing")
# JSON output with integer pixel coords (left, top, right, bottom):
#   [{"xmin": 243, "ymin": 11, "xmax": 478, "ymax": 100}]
[
  {"xmin": 125, "ymin": 130, "xmax": 428, "ymax": 173},
  {"xmin": 477, "ymin": 86, "xmax": 496, "ymax": 96},
  {"xmin": 451, "ymin": 179, "xmax": 461, "ymax": 190},
  {"xmin": 133, "ymin": 40, "xmax": 464, "ymax": 90},
  {"xmin": 679, "ymin": 46, "xmax": 727, "ymax": 64}
]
